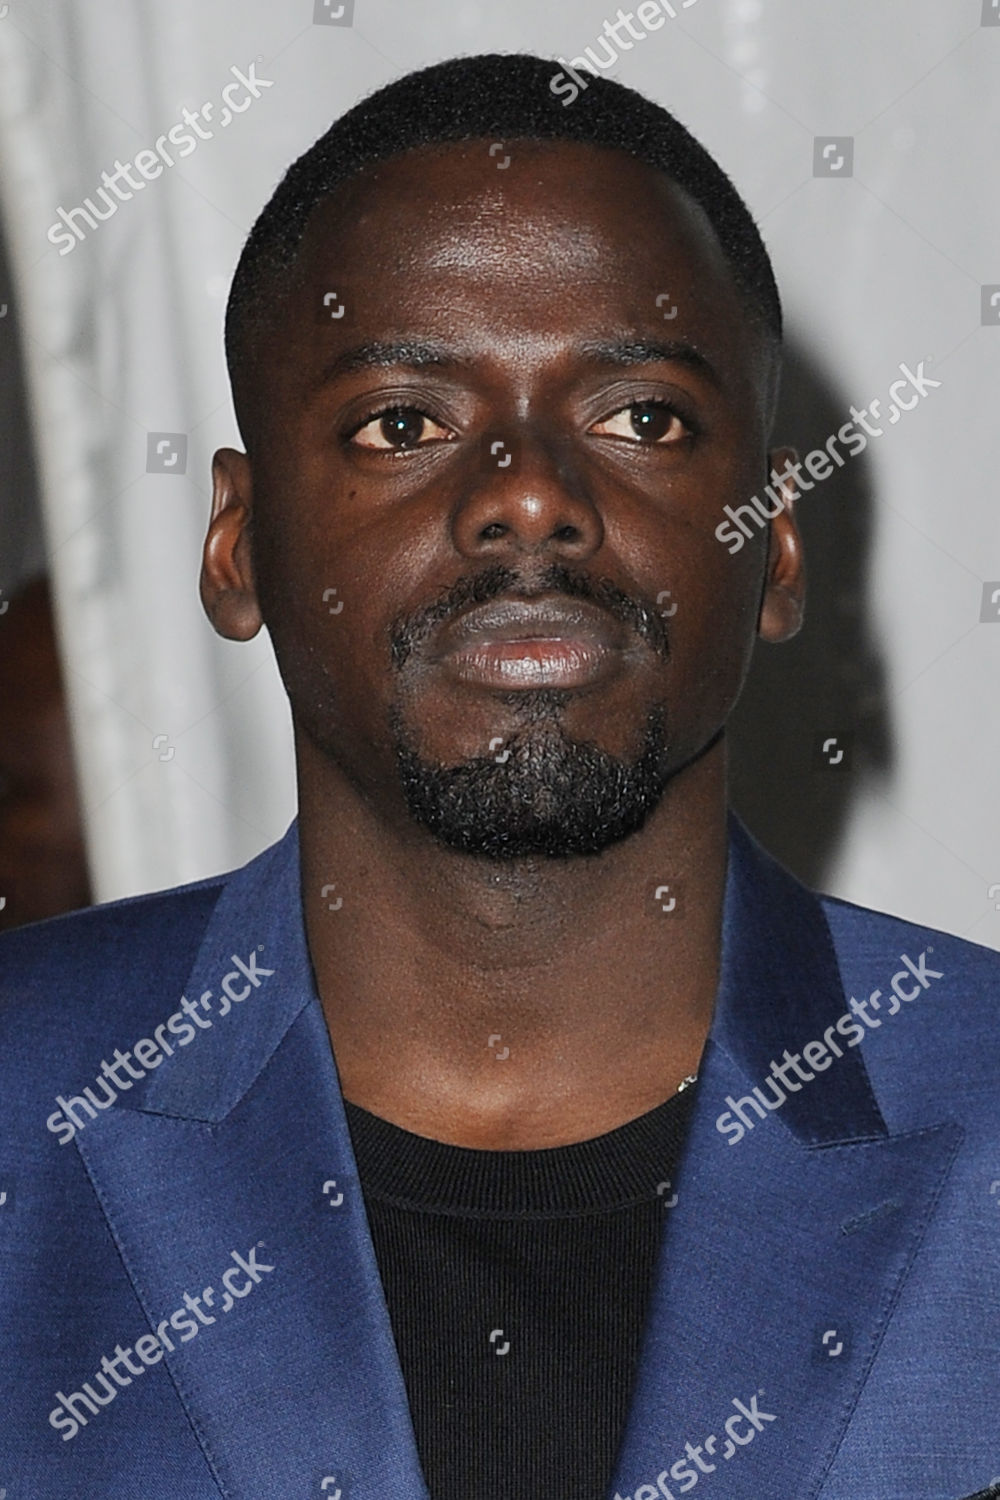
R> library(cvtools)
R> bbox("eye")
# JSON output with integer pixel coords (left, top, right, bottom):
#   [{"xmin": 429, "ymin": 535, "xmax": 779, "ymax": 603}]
[
  {"xmin": 589, "ymin": 399, "xmax": 692, "ymax": 445},
  {"xmin": 348, "ymin": 405, "xmax": 454, "ymax": 452}
]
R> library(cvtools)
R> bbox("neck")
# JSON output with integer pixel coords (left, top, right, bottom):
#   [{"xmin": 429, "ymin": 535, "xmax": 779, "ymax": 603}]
[{"xmin": 297, "ymin": 734, "xmax": 729, "ymax": 1148}]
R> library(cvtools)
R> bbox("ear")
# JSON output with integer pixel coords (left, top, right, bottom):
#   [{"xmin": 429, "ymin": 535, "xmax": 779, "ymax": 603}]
[
  {"xmin": 200, "ymin": 448, "xmax": 263, "ymax": 641},
  {"xmin": 757, "ymin": 444, "xmax": 806, "ymax": 644}
]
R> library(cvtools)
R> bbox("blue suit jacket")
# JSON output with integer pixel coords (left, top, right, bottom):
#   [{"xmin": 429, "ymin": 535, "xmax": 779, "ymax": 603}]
[{"xmin": 2, "ymin": 815, "xmax": 999, "ymax": 1500}]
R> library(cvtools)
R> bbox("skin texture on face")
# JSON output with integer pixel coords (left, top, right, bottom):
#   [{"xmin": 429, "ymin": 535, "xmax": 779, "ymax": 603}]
[{"xmin": 202, "ymin": 137, "xmax": 804, "ymax": 1147}]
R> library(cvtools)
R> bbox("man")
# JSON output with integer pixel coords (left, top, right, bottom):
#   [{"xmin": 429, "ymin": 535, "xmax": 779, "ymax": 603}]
[{"xmin": 1, "ymin": 52, "xmax": 998, "ymax": 1500}]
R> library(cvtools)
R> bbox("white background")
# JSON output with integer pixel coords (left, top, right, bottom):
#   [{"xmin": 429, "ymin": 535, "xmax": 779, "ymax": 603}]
[{"xmin": 0, "ymin": 0, "xmax": 997, "ymax": 946}]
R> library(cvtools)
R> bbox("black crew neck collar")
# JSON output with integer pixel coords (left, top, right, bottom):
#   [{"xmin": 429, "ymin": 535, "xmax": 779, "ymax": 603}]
[{"xmin": 342, "ymin": 1083, "xmax": 698, "ymax": 1219}]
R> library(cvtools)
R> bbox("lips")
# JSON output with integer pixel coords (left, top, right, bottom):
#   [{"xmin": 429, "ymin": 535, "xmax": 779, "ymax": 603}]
[
  {"xmin": 429, "ymin": 595, "xmax": 628, "ymax": 689},
  {"xmin": 436, "ymin": 596, "xmax": 624, "ymax": 651}
]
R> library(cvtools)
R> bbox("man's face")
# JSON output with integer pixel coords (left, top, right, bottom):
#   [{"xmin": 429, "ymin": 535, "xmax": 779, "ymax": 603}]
[{"xmin": 206, "ymin": 138, "xmax": 801, "ymax": 859}]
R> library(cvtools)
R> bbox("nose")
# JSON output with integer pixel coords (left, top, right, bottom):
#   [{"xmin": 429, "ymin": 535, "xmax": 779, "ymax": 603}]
[{"xmin": 450, "ymin": 425, "xmax": 604, "ymax": 562}]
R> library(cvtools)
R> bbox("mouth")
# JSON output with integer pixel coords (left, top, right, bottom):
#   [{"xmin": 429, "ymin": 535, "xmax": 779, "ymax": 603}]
[{"xmin": 428, "ymin": 595, "xmax": 628, "ymax": 690}]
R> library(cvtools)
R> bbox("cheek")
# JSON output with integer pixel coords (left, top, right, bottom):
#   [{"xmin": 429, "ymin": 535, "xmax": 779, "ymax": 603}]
[
  {"xmin": 251, "ymin": 489, "xmax": 416, "ymax": 735},
  {"xmin": 671, "ymin": 540, "xmax": 766, "ymax": 717},
  {"xmin": 625, "ymin": 480, "xmax": 767, "ymax": 726}
]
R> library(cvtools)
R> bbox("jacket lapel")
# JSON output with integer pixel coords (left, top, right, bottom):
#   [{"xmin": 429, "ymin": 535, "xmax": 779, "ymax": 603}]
[
  {"xmin": 606, "ymin": 820, "xmax": 962, "ymax": 1500},
  {"xmin": 76, "ymin": 822, "xmax": 431, "ymax": 1499}
]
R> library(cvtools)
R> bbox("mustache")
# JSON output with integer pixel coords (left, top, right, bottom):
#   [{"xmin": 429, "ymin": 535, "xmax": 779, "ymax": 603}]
[{"xmin": 388, "ymin": 561, "xmax": 671, "ymax": 672}]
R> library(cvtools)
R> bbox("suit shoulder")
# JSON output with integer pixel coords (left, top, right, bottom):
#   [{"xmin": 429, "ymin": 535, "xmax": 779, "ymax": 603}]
[
  {"xmin": 820, "ymin": 890, "xmax": 1000, "ymax": 1093},
  {"xmin": 0, "ymin": 873, "xmax": 226, "ymax": 1048},
  {"xmin": 0, "ymin": 871, "xmax": 224, "ymax": 972},
  {"xmin": 819, "ymin": 890, "xmax": 1000, "ymax": 985},
  {"xmin": 0, "ymin": 823, "xmax": 297, "ymax": 1037}
]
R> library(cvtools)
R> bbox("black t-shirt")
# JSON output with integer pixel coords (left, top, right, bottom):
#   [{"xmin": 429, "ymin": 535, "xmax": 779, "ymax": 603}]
[{"xmin": 343, "ymin": 1082, "xmax": 698, "ymax": 1500}]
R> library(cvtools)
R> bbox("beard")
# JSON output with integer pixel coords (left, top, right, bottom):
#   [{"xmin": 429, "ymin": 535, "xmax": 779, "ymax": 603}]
[{"xmin": 388, "ymin": 692, "xmax": 672, "ymax": 860}]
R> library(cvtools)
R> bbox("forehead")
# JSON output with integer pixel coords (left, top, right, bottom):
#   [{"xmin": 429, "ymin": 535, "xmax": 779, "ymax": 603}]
[
  {"xmin": 294, "ymin": 137, "xmax": 742, "ymax": 321},
  {"xmin": 247, "ymin": 136, "xmax": 769, "ymax": 426}
]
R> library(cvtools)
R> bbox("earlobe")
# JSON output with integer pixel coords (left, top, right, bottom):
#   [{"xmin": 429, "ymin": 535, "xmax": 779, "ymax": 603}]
[
  {"xmin": 757, "ymin": 445, "xmax": 806, "ymax": 644},
  {"xmin": 200, "ymin": 447, "xmax": 263, "ymax": 641}
]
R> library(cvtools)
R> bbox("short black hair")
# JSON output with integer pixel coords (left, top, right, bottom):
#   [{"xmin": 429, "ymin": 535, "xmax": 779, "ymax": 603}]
[{"xmin": 225, "ymin": 51, "xmax": 782, "ymax": 439}]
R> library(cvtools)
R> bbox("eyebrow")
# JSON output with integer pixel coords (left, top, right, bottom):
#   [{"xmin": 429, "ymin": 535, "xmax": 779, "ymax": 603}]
[
  {"xmin": 575, "ymin": 337, "xmax": 721, "ymax": 387},
  {"xmin": 317, "ymin": 340, "xmax": 459, "ymax": 385},
  {"xmin": 315, "ymin": 335, "xmax": 720, "ymax": 388}
]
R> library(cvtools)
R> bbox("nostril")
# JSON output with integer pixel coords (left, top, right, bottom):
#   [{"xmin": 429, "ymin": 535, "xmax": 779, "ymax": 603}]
[{"xmin": 481, "ymin": 522, "xmax": 507, "ymax": 540}]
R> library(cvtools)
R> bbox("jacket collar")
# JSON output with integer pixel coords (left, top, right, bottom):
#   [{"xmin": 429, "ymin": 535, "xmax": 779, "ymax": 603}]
[{"xmin": 713, "ymin": 814, "xmax": 886, "ymax": 1145}]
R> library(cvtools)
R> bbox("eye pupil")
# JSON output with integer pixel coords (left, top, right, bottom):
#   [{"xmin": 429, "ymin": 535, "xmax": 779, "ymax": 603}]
[
  {"xmin": 378, "ymin": 409, "xmax": 425, "ymax": 448},
  {"xmin": 630, "ymin": 402, "xmax": 672, "ymax": 441}
]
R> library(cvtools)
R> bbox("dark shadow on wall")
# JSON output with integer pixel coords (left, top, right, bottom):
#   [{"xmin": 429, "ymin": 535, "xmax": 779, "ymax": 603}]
[{"xmin": 727, "ymin": 335, "xmax": 893, "ymax": 891}]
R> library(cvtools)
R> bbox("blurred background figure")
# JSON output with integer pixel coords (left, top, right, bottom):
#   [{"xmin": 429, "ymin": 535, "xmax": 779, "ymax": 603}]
[
  {"xmin": 0, "ymin": 576, "xmax": 92, "ymax": 929},
  {"xmin": 0, "ymin": 218, "xmax": 91, "ymax": 929}
]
